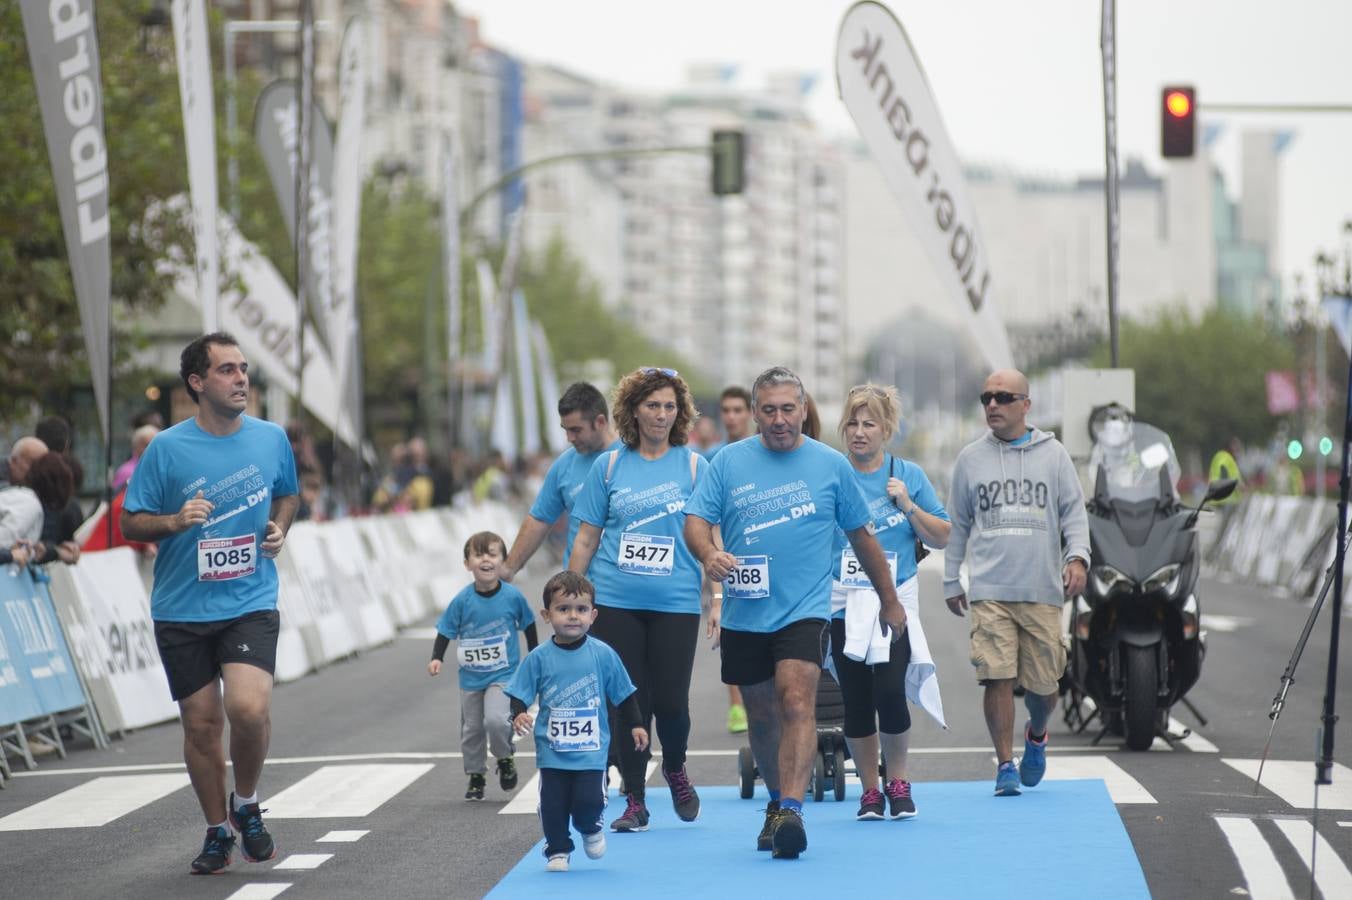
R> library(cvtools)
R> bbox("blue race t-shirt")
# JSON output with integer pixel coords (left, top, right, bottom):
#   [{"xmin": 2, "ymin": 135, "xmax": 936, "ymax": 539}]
[
  {"xmin": 572, "ymin": 445, "xmax": 705, "ymax": 614},
  {"xmin": 685, "ymin": 436, "xmax": 873, "ymax": 633},
  {"xmin": 435, "ymin": 581, "xmax": 535, "ymax": 690},
  {"xmin": 528, "ymin": 441, "xmax": 623, "ymax": 565},
  {"xmin": 830, "ymin": 454, "xmax": 949, "ymax": 615},
  {"xmin": 125, "ymin": 416, "xmax": 298, "ymax": 622},
  {"xmin": 700, "ymin": 440, "xmax": 726, "ymax": 460},
  {"xmin": 505, "ymin": 635, "xmax": 636, "ymax": 771}
]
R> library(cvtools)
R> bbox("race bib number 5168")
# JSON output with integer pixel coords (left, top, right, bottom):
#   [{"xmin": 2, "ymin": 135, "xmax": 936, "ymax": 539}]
[{"xmin": 725, "ymin": 555, "xmax": 769, "ymax": 600}]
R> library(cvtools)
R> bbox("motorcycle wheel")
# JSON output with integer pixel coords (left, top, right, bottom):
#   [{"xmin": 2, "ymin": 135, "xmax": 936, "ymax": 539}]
[{"xmin": 1124, "ymin": 644, "xmax": 1159, "ymax": 751}]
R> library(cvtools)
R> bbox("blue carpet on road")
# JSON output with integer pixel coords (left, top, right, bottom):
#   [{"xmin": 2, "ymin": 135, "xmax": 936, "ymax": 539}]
[{"xmin": 488, "ymin": 780, "xmax": 1149, "ymax": 899}]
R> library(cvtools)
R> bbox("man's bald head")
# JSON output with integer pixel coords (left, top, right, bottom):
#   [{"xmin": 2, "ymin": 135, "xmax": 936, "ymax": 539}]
[
  {"xmin": 8, "ymin": 436, "xmax": 49, "ymax": 485},
  {"xmin": 981, "ymin": 369, "xmax": 1032, "ymax": 441},
  {"xmin": 985, "ymin": 369, "xmax": 1030, "ymax": 396}
]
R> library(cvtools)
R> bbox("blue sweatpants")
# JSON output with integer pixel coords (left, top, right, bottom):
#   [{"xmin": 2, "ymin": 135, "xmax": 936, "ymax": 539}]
[{"xmin": 538, "ymin": 768, "xmax": 606, "ymax": 857}]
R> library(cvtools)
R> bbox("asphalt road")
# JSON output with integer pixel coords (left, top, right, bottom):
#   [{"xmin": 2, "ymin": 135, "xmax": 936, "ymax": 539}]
[{"xmin": 2, "ymin": 552, "xmax": 1350, "ymax": 899}]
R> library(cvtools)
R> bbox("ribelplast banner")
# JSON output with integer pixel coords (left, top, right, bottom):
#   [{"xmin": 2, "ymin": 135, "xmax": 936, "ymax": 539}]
[
  {"xmin": 835, "ymin": 1, "xmax": 1013, "ymax": 370},
  {"xmin": 19, "ymin": 0, "xmax": 112, "ymax": 443},
  {"xmin": 171, "ymin": 0, "xmax": 220, "ymax": 332}
]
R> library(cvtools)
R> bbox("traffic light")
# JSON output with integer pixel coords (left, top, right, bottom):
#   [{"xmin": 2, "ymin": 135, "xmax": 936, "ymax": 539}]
[
  {"xmin": 1287, "ymin": 439, "xmax": 1303, "ymax": 461},
  {"xmin": 1161, "ymin": 86, "xmax": 1196, "ymax": 158},
  {"xmin": 1320, "ymin": 436, "xmax": 1335, "ymax": 456},
  {"xmin": 711, "ymin": 130, "xmax": 745, "ymax": 195}
]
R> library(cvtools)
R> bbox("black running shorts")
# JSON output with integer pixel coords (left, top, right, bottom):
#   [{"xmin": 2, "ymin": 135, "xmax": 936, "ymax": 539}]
[
  {"xmin": 719, "ymin": 618, "xmax": 829, "ymax": 686},
  {"xmin": 154, "ymin": 609, "xmax": 280, "ymax": 701}
]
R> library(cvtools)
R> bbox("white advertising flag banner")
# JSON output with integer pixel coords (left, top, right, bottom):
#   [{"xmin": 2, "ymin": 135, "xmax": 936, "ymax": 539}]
[
  {"xmin": 835, "ymin": 1, "xmax": 1013, "ymax": 370},
  {"xmin": 171, "ymin": 0, "xmax": 220, "ymax": 332},
  {"xmin": 512, "ymin": 289, "xmax": 540, "ymax": 456},
  {"xmin": 331, "ymin": 16, "xmax": 367, "ymax": 439}
]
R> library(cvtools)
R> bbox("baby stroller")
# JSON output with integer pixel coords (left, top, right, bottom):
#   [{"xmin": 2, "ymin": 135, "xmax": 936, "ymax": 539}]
[{"xmin": 737, "ymin": 668, "xmax": 851, "ymax": 802}]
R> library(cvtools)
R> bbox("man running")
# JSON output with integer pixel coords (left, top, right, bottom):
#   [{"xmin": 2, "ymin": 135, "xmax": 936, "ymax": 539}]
[
  {"xmin": 123, "ymin": 332, "xmax": 299, "ymax": 874},
  {"xmin": 501, "ymin": 382, "xmax": 621, "ymax": 579},
  {"xmin": 685, "ymin": 367, "xmax": 903, "ymax": 859}
]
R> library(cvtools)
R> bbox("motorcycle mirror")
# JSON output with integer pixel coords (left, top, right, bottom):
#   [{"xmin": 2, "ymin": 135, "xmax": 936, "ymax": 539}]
[{"xmin": 1204, "ymin": 478, "xmax": 1237, "ymax": 503}]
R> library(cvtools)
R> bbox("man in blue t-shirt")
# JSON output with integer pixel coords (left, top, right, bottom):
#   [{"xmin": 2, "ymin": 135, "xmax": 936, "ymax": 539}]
[
  {"xmin": 501, "ymin": 382, "xmax": 621, "ymax": 579},
  {"xmin": 122, "ymin": 333, "xmax": 299, "ymax": 876},
  {"xmin": 685, "ymin": 367, "xmax": 904, "ymax": 860}
]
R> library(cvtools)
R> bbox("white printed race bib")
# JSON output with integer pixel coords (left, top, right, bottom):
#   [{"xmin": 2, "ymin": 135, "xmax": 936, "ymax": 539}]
[
  {"xmin": 840, "ymin": 549, "xmax": 898, "ymax": 589},
  {"xmin": 725, "ymin": 555, "xmax": 770, "ymax": 600},
  {"xmin": 197, "ymin": 535, "xmax": 257, "ymax": 582},
  {"xmin": 548, "ymin": 707, "xmax": 601, "ymax": 752},
  {"xmin": 617, "ymin": 533, "xmax": 675, "ymax": 576},
  {"xmin": 456, "ymin": 634, "xmax": 510, "ymax": 673}
]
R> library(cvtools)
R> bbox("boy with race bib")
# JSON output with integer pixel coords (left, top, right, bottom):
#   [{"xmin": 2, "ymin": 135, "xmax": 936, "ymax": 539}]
[
  {"xmin": 428, "ymin": 531, "xmax": 537, "ymax": 801},
  {"xmin": 508, "ymin": 571, "xmax": 648, "ymax": 872}
]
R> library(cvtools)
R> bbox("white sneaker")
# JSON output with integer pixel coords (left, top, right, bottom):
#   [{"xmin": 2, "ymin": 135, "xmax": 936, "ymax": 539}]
[
  {"xmin": 583, "ymin": 830, "xmax": 606, "ymax": 860},
  {"xmin": 546, "ymin": 853, "xmax": 569, "ymax": 872}
]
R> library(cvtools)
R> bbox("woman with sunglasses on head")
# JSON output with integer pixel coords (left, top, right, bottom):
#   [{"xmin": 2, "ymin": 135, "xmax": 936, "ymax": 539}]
[
  {"xmin": 830, "ymin": 383, "xmax": 950, "ymax": 821},
  {"xmin": 569, "ymin": 367, "xmax": 707, "ymax": 833}
]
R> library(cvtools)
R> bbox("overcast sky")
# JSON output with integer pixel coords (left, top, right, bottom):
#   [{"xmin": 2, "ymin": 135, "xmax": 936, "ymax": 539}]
[{"xmin": 461, "ymin": 0, "xmax": 1352, "ymax": 305}]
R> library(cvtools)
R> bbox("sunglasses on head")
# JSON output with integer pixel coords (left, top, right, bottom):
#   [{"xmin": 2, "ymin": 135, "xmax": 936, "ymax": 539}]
[
  {"xmin": 980, "ymin": 391, "xmax": 1026, "ymax": 406},
  {"xmin": 641, "ymin": 367, "xmax": 678, "ymax": 378}
]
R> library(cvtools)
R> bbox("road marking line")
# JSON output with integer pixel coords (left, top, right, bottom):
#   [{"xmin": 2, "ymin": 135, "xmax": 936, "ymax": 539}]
[
  {"xmin": 399, "ymin": 627, "xmax": 439, "ymax": 639},
  {"xmin": 1273, "ymin": 817, "xmax": 1352, "ymax": 899},
  {"xmin": 266, "ymin": 764, "xmax": 434, "ymax": 818},
  {"xmin": 1223, "ymin": 760, "xmax": 1352, "ymax": 810},
  {"xmin": 1168, "ymin": 715, "xmax": 1219, "ymax": 753},
  {"xmin": 272, "ymin": 853, "xmax": 334, "ymax": 871},
  {"xmin": 225, "ymin": 885, "xmax": 292, "ymax": 900},
  {"xmin": 499, "ymin": 772, "xmax": 541, "ymax": 816},
  {"xmin": 316, "ymin": 830, "xmax": 369, "ymax": 842},
  {"xmin": 1215, "ymin": 816, "xmax": 1294, "ymax": 900},
  {"xmin": 0, "ymin": 773, "xmax": 190, "ymax": 831},
  {"xmin": 1041, "ymin": 755, "xmax": 1156, "ymax": 804}
]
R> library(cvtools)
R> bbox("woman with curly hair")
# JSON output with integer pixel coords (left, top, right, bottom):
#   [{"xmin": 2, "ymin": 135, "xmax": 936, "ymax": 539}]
[{"xmin": 569, "ymin": 367, "xmax": 707, "ymax": 834}]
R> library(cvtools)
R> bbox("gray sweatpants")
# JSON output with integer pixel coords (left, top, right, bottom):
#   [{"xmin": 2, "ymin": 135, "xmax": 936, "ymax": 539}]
[{"xmin": 461, "ymin": 683, "xmax": 514, "ymax": 775}]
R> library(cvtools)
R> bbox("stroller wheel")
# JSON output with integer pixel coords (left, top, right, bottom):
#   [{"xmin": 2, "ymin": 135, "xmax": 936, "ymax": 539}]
[
  {"xmin": 832, "ymin": 744, "xmax": 848, "ymax": 801},
  {"xmin": 812, "ymin": 751, "xmax": 826, "ymax": 802},
  {"xmin": 738, "ymin": 745, "xmax": 756, "ymax": 799}
]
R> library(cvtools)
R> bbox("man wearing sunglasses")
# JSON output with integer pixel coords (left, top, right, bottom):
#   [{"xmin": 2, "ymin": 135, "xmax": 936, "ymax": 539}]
[{"xmin": 942, "ymin": 369, "xmax": 1089, "ymax": 798}]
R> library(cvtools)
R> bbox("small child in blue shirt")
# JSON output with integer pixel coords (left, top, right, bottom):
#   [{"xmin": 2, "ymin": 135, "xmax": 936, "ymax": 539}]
[
  {"xmin": 507, "ymin": 571, "xmax": 648, "ymax": 872},
  {"xmin": 428, "ymin": 531, "xmax": 537, "ymax": 801}
]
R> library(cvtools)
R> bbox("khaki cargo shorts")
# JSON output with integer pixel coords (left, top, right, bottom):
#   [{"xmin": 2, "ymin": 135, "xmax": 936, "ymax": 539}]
[{"xmin": 968, "ymin": 600, "xmax": 1066, "ymax": 696}]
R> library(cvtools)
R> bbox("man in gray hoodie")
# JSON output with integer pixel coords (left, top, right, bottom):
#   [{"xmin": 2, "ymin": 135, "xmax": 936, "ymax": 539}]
[{"xmin": 943, "ymin": 369, "xmax": 1089, "ymax": 797}]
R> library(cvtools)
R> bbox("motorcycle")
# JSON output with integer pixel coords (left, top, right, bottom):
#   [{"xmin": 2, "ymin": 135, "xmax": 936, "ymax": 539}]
[{"xmin": 1063, "ymin": 405, "xmax": 1236, "ymax": 750}]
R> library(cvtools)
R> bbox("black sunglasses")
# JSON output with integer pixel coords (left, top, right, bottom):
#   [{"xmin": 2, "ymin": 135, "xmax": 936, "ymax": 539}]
[
  {"xmin": 980, "ymin": 391, "xmax": 1027, "ymax": 406},
  {"xmin": 641, "ymin": 367, "xmax": 678, "ymax": 378}
]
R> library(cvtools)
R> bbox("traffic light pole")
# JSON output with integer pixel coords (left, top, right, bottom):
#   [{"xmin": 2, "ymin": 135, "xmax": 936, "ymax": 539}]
[{"xmin": 1100, "ymin": 0, "xmax": 1121, "ymax": 367}]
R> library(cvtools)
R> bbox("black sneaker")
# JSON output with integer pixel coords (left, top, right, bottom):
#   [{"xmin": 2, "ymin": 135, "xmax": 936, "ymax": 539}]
[
  {"xmin": 756, "ymin": 800, "xmax": 781, "ymax": 851},
  {"xmin": 497, "ymin": 757, "xmax": 519, "ymax": 791},
  {"xmin": 856, "ymin": 786, "xmax": 885, "ymax": 821},
  {"xmin": 228, "ymin": 793, "xmax": 276, "ymax": 863},
  {"xmin": 610, "ymin": 792, "xmax": 650, "ymax": 832},
  {"xmin": 190, "ymin": 825, "xmax": 235, "ymax": 875},
  {"xmin": 466, "ymin": 773, "xmax": 486, "ymax": 801},
  {"xmin": 770, "ymin": 807, "xmax": 807, "ymax": 859},
  {"xmin": 662, "ymin": 764, "xmax": 700, "ymax": 822},
  {"xmin": 884, "ymin": 779, "xmax": 916, "ymax": 819}
]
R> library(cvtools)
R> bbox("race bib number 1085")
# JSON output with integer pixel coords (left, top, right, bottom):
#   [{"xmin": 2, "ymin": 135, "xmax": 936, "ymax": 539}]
[{"xmin": 197, "ymin": 535, "xmax": 257, "ymax": 582}]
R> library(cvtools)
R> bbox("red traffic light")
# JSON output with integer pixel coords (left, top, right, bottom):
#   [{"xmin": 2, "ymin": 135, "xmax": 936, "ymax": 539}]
[{"xmin": 1161, "ymin": 85, "xmax": 1196, "ymax": 159}]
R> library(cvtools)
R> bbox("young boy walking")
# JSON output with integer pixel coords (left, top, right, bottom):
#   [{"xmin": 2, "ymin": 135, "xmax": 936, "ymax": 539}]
[
  {"xmin": 507, "ymin": 571, "xmax": 648, "ymax": 872},
  {"xmin": 428, "ymin": 531, "xmax": 537, "ymax": 800}
]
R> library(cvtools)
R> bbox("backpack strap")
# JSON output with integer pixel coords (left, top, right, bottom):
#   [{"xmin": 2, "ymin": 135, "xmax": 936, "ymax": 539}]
[
  {"xmin": 604, "ymin": 449, "xmax": 621, "ymax": 484},
  {"xmin": 689, "ymin": 449, "xmax": 699, "ymax": 486}
]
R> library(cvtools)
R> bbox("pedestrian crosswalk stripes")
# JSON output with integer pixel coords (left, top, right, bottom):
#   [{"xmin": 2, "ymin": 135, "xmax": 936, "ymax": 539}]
[
  {"xmin": 1221, "ymin": 759, "xmax": 1352, "ymax": 810},
  {"xmin": 265, "ymin": 764, "xmax": 435, "ymax": 818},
  {"xmin": 1272, "ymin": 818, "xmax": 1352, "ymax": 899},
  {"xmin": 1039, "ymin": 755, "xmax": 1155, "ymax": 804},
  {"xmin": 1216, "ymin": 814, "xmax": 1352, "ymax": 900},
  {"xmin": 224, "ymin": 885, "xmax": 292, "ymax": 900},
  {"xmin": 1214, "ymin": 816, "xmax": 1294, "ymax": 900},
  {"xmin": 0, "ymin": 772, "xmax": 190, "ymax": 831},
  {"xmin": 273, "ymin": 853, "xmax": 335, "ymax": 870}
]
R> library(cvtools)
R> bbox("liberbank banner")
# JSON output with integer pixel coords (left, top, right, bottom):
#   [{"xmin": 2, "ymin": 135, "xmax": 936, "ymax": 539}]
[
  {"xmin": 19, "ymin": 0, "xmax": 112, "ymax": 444},
  {"xmin": 835, "ymin": 1, "xmax": 1013, "ymax": 370}
]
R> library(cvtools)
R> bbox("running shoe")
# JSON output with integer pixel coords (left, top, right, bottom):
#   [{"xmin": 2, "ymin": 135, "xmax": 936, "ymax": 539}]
[
  {"xmin": 583, "ymin": 830, "xmax": 607, "ymax": 860},
  {"xmin": 994, "ymin": 761, "xmax": 1021, "ymax": 797},
  {"xmin": 497, "ymin": 756, "xmax": 519, "ymax": 791},
  {"xmin": 465, "ymin": 773, "xmax": 486, "ymax": 801},
  {"xmin": 885, "ymin": 779, "xmax": 916, "ymax": 819},
  {"xmin": 757, "ymin": 800, "xmax": 781, "ymax": 850},
  {"xmin": 770, "ymin": 807, "xmax": 808, "ymax": 859},
  {"xmin": 662, "ymin": 765, "xmax": 701, "ymax": 822},
  {"xmin": 727, "ymin": 704, "xmax": 748, "ymax": 734},
  {"xmin": 856, "ymin": 786, "xmax": 885, "ymax": 820},
  {"xmin": 610, "ymin": 793, "xmax": 650, "ymax": 832},
  {"xmin": 546, "ymin": 853, "xmax": 569, "ymax": 872},
  {"xmin": 228, "ymin": 793, "xmax": 276, "ymax": 863},
  {"xmin": 190, "ymin": 825, "xmax": 235, "ymax": 875},
  {"xmin": 1019, "ymin": 722, "xmax": 1048, "ymax": 787}
]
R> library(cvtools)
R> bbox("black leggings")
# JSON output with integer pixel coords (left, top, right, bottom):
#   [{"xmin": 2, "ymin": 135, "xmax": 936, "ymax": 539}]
[
  {"xmin": 829, "ymin": 617, "xmax": 912, "ymax": 738},
  {"xmin": 590, "ymin": 605, "xmax": 700, "ymax": 793}
]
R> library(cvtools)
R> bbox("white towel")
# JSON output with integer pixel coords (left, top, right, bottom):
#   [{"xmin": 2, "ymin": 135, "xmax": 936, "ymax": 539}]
[{"xmin": 829, "ymin": 576, "xmax": 947, "ymax": 729}]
